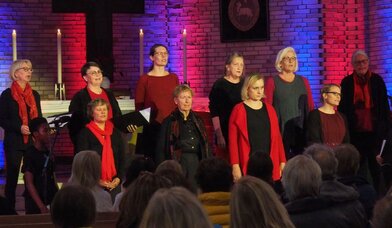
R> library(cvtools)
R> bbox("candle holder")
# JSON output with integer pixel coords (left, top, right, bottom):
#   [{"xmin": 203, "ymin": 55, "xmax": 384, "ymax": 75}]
[{"xmin": 54, "ymin": 83, "xmax": 66, "ymax": 100}]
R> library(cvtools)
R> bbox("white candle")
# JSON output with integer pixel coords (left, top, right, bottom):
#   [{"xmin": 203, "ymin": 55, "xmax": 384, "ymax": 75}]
[
  {"xmin": 12, "ymin": 30, "xmax": 17, "ymax": 61},
  {"xmin": 139, "ymin": 29, "xmax": 144, "ymax": 76},
  {"xmin": 57, "ymin": 29, "xmax": 62, "ymax": 84},
  {"xmin": 183, "ymin": 29, "xmax": 187, "ymax": 83}
]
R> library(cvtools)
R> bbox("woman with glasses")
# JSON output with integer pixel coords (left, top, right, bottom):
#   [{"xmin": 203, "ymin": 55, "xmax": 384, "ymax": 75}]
[
  {"xmin": 135, "ymin": 44, "xmax": 179, "ymax": 161},
  {"xmin": 0, "ymin": 59, "xmax": 42, "ymax": 209},
  {"xmin": 306, "ymin": 84, "xmax": 349, "ymax": 146},
  {"xmin": 69, "ymin": 61, "xmax": 123, "ymax": 151},
  {"xmin": 264, "ymin": 47, "xmax": 314, "ymax": 159}
]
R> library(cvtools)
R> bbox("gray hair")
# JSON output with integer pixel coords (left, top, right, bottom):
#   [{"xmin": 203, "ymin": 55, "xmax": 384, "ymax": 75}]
[
  {"xmin": 282, "ymin": 155, "xmax": 322, "ymax": 201},
  {"xmin": 68, "ymin": 150, "xmax": 101, "ymax": 189},
  {"xmin": 351, "ymin": 50, "xmax": 369, "ymax": 65},
  {"xmin": 275, "ymin": 47, "xmax": 298, "ymax": 73},
  {"xmin": 304, "ymin": 143, "xmax": 337, "ymax": 180},
  {"xmin": 9, "ymin": 59, "xmax": 32, "ymax": 81}
]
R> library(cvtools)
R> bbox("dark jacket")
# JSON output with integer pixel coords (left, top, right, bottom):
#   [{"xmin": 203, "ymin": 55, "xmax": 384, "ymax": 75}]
[
  {"xmin": 155, "ymin": 109, "xmax": 211, "ymax": 164},
  {"xmin": 0, "ymin": 88, "xmax": 42, "ymax": 151},
  {"xmin": 68, "ymin": 87, "xmax": 122, "ymax": 147},
  {"xmin": 75, "ymin": 127, "xmax": 125, "ymax": 180}
]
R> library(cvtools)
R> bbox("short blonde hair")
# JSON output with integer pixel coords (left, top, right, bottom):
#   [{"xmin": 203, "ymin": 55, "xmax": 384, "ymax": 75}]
[
  {"xmin": 173, "ymin": 84, "xmax": 194, "ymax": 98},
  {"xmin": 9, "ymin": 59, "xmax": 32, "ymax": 81},
  {"xmin": 241, "ymin": 73, "xmax": 265, "ymax": 101},
  {"xmin": 275, "ymin": 47, "xmax": 298, "ymax": 73}
]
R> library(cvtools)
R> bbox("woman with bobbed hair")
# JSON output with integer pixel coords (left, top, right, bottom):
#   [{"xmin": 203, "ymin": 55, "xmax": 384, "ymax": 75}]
[
  {"xmin": 229, "ymin": 73, "xmax": 286, "ymax": 182},
  {"xmin": 230, "ymin": 176, "xmax": 295, "ymax": 228},
  {"xmin": 139, "ymin": 187, "xmax": 213, "ymax": 228},
  {"xmin": 307, "ymin": 83, "xmax": 349, "ymax": 146},
  {"xmin": 67, "ymin": 150, "xmax": 113, "ymax": 212},
  {"xmin": 264, "ymin": 47, "xmax": 314, "ymax": 158},
  {"xmin": 0, "ymin": 59, "xmax": 42, "ymax": 209}
]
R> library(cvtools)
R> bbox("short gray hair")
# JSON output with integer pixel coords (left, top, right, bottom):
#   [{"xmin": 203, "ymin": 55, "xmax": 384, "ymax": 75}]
[
  {"xmin": 351, "ymin": 50, "xmax": 369, "ymax": 65},
  {"xmin": 9, "ymin": 59, "xmax": 32, "ymax": 81},
  {"xmin": 275, "ymin": 47, "xmax": 298, "ymax": 73}
]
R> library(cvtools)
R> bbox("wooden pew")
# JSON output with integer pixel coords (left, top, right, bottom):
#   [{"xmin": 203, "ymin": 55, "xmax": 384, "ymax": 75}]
[{"xmin": 0, "ymin": 211, "xmax": 119, "ymax": 227}]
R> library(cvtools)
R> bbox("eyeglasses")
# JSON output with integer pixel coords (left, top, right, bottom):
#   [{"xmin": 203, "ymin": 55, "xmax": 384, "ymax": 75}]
[
  {"xmin": 87, "ymin": 70, "xmax": 103, "ymax": 76},
  {"xmin": 326, "ymin": 92, "xmax": 342, "ymax": 97},
  {"xmin": 354, "ymin": 59, "xmax": 368, "ymax": 65},
  {"xmin": 282, "ymin": 57, "xmax": 297, "ymax": 62},
  {"xmin": 17, "ymin": 67, "xmax": 33, "ymax": 73},
  {"xmin": 154, "ymin": 52, "xmax": 168, "ymax": 57}
]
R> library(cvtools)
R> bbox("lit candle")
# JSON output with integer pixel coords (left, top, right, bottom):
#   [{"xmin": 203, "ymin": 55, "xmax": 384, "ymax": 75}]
[
  {"xmin": 57, "ymin": 29, "xmax": 62, "ymax": 84},
  {"xmin": 183, "ymin": 29, "xmax": 187, "ymax": 83},
  {"xmin": 139, "ymin": 29, "xmax": 144, "ymax": 76},
  {"xmin": 12, "ymin": 30, "xmax": 17, "ymax": 61}
]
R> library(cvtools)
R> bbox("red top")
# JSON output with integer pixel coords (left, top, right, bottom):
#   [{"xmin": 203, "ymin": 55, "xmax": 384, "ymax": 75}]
[
  {"xmin": 229, "ymin": 102, "xmax": 286, "ymax": 181},
  {"xmin": 320, "ymin": 111, "xmax": 346, "ymax": 147},
  {"xmin": 135, "ymin": 73, "xmax": 179, "ymax": 124},
  {"xmin": 87, "ymin": 88, "xmax": 113, "ymax": 119}
]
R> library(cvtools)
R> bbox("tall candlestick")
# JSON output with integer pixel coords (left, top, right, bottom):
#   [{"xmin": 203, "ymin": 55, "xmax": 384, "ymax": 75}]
[
  {"xmin": 57, "ymin": 29, "xmax": 62, "ymax": 84},
  {"xmin": 183, "ymin": 29, "xmax": 187, "ymax": 83},
  {"xmin": 139, "ymin": 29, "xmax": 144, "ymax": 76},
  {"xmin": 12, "ymin": 30, "xmax": 17, "ymax": 61}
]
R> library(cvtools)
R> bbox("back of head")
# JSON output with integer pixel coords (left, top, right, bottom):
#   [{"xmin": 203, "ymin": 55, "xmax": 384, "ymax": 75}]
[
  {"xmin": 123, "ymin": 156, "xmax": 156, "ymax": 188},
  {"xmin": 155, "ymin": 159, "xmax": 183, "ymax": 175},
  {"xmin": 304, "ymin": 144, "xmax": 337, "ymax": 180},
  {"xmin": 372, "ymin": 195, "xmax": 392, "ymax": 228},
  {"xmin": 117, "ymin": 172, "xmax": 172, "ymax": 228},
  {"xmin": 195, "ymin": 157, "xmax": 233, "ymax": 193},
  {"xmin": 156, "ymin": 169, "xmax": 193, "ymax": 193},
  {"xmin": 51, "ymin": 185, "xmax": 96, "ymax": 228},
  {"xmin": 140, "ymin": 187, "xmax": 213, "ymax": 228},
  {"xmin": 68, "ymin": 150, "xmax": 101, "ymax": 189},
  {"xmin": 230, "ymin": 176, "xmax": 294, "ymax": 228},
  {"xmin": 334, "ymin": 144, "xmax": 360, "ymax": 177},
  {"xmin": 282, "ymin": 155, "xmax": 322, "ymax": 201},
  {"xmin": 247, "ymin": 152, "xmax": 274, "ymax": 186}
]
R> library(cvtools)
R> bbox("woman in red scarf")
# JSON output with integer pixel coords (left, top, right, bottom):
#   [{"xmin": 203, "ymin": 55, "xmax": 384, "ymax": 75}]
[
  {"xmin": 75, "ymin": 98, "xmax": 124, "ymax": 199},
  {"xmin": 0, "ymin": 59, "xmax": 42, "ymax": 209}
]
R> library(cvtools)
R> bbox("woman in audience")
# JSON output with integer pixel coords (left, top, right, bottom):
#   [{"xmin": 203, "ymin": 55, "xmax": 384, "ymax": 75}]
[
  {"xmin": 135, "ymin": 44, "xmax": 179, "ymax": 160},
  {"xmin": 68, "ymin": 150, "xmax": 113, "ymax": 212},
  {"xmin": 229, "ymin": 73, "xmax": 286, "ymax": 182},
  {"xmin": 116, "ymin": 172, "xmax": 172, "ymax": 228},
  {"xmin": 139, "ymin": 187, "xmax": 213, "ymax": 228},
  {"xmin": 307, "ymin": 84, "xmax": 349, "ymax": 146},
  {"xmin": 209, "ymin": 52, "xmax": 245, "ymax": 160},
  {"xmin": 230, "ymin": 176, "xmax": 295, "ymax": 228},
  {"xmin": 0, "ymin": 59, "xmax": 42, "ymax": 209},
  {"xmin": 372, "ymin": 194, "xmax": 392, "ymax": 228},
  {"xmin": 264, "ymin": 47, "xmax": 314, "ymax": 158},
  {"xmin": 51, "ymin": 185, "xmax": 96, "ymax": 228},
  {"xmin": 75, "ymin": 98, "xmax": 125, "ymax": 198}
]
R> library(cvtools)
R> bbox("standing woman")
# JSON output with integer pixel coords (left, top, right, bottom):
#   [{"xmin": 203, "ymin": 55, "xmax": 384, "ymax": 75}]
[
  {"xmin": 135, "ymin": 44, "xmax": 179, "ymax": 160},
  {"xmin": 307, "ymin": 84, "xmax": 349, "ymax": 146},
  {"xmin": 229, "ymin": 73, "xmax": 286, "ymax": 182},
  {"xmin": 0, "ymin": 59, "xmax": 42, "ymax": 208},
  {"xmin": 264, "ymin": 47, "xmax": 314, "ymax": 158},
  {"xmin": 208, "ymin": 52, "xmax": 244, "ymax": 160},
  {"xmin": 75, "ymin": 99, "xmax": 124, "ymax": 199}
]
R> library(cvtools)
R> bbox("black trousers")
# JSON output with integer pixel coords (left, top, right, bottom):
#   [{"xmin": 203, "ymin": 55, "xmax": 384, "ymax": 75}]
[{"xmin": 4, "ymin": 148, "xmax": 24, "ymax": 209}]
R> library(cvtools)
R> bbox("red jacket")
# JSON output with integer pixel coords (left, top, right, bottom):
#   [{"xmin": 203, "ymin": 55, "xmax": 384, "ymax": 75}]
[{"xmin": 229, "ymin": 102, "xmax": 286, "ymax": 181}]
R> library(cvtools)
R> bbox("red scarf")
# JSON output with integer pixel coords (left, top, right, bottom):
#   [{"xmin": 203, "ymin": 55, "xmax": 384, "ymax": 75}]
[
  {"xmin": 86, "ymin": 121, "xmax": 117, "ymax": 181},
  {"xmin": 353, "ymin": 70, "xmax": 373, "ymax": 131},
  {"xmin": 10, "ymin": 81, "xmax": 38, "ymax": 144}
]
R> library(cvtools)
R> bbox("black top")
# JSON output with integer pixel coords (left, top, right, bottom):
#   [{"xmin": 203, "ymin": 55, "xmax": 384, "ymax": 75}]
[
  {"xmin": 245, "ymin": 104, "xmax": 270, "ymax": 155},
  {"xmin": 209, "ymin": 77, "xmax": 244, "ymax": 141},
  {"xmin": 21, "ymin": 146, "xmax": 58, "ymax": 205},
  {"xmin": 75, "ymin": 127, "xmax": 125, "ymax": 180},
  {"xmin": 178, "ymin": 116, "xmax": 201, "ymax": 154},
  {"xmin": 0, "ymin": 88, "xmax": 42, "ymax": 151}
]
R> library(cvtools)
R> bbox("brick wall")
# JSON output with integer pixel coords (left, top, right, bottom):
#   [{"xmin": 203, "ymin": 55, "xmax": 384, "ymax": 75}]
[{"xmin": 0, "ymin": 0, "xmax": 391, "ymax": 163}]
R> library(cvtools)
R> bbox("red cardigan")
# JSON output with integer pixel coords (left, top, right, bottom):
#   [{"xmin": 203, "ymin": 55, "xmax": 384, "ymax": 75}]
[{"xmin": 228, "ymin": 102, "xmax": 286, "ymax": 181}]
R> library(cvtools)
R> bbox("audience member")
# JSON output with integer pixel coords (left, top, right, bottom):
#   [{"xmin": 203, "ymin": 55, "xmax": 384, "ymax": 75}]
[
  {"xmin": 50, "ymin": 185, "xmax": 96, "ymax": 228},
  {"xmin": 112, "ymin": 156, "xmax": 155, "ymax": 211},
  {"xmin": 334, "ymin": 143, "xmax": 377, "ymax": 219},
  {"xmin": 116, "ymin": 172, "xmax": 171, "ymax": 228},
  {"xmin": 195, "ymin": 157, "xmax": 233, "ymax": 228},
  {"xmin": 230, "ymin": 176, "xmax": 294, "ymax": 228},
  {"xmin": 139, "ymin": 187, "xmax": 213, "ymax": 228},
  {"xmin": 156, "ymin": 169, "xmax": 193, "ymax": 193},
  {"xmin": 67, "ymin": 150, "xmax": 113, "ymax": 212},
  {"xmin": 155, "ymin": 159, "xmax": 183, "ymax": 174},
  {"xmin": 22, "ymin": 117, "xmax": 58, "ymax": 214},
  {"xmin": 208, "ymin": 52, "xmax": 245, "ymax": 161},
  {"xmin": 372, "ymin": 194, "xmax": 392, "ymax": 228},
  {"xmin": 282, "ymin": 155, "xmax": 367, "ymax": 227}
]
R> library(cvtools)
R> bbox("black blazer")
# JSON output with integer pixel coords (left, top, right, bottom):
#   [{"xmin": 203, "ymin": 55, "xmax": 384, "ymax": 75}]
[{"xmin": 0, "ymin": 88, "xmax": 42, "ymax": 151}]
